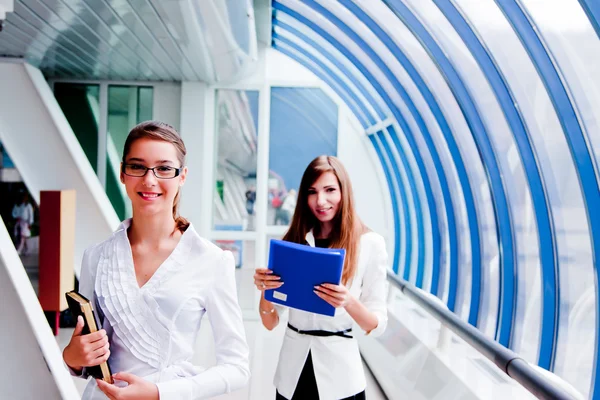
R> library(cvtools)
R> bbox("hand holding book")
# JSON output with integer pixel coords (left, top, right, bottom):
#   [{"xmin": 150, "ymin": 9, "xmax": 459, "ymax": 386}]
[
  {"xmin": 63, "ymin": 291, "xmax": 113, "ymax": 383},
  {"xmin": 63, "ymin": 315, "xmax": 110, "ymax": 370}
]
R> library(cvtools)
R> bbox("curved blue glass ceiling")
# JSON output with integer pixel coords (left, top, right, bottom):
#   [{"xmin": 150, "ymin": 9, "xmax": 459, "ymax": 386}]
[
  {"xmin": 270, "ymin": 0, "xmax": 600, "ymax": 398},
  {"xmin": 383, "ymin": 0, "xmax": 517, "ymax": 349},
  {"xmin": 580, "ymin": 0, "xmax": 600, "ymax": 37},
  {"xmin": 433, "ymin": 0, "xmax": 558, "ymax": 371},
  {"xmin": 496, "ymin": 1, "xmax": 600, "ymax": 397}
]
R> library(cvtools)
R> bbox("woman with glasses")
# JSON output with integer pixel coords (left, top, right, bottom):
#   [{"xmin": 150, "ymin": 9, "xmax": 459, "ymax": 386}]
[
  {"xmin": 62, "ymin": 121, "xmax": 250, "ymax": 400},
  {"xmin": 253, "ymin": 156, "xmax": 389, "ymax": 400}
]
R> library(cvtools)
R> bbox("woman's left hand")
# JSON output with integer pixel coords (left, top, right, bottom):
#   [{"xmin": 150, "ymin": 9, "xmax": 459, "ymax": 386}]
[
  {"xmin": 314, "ymin": 283, "xmax": 354, "ymax": 309},
  {"xmin": 96, "ymin": 372, "xmax": 159, "ymax": 400}
]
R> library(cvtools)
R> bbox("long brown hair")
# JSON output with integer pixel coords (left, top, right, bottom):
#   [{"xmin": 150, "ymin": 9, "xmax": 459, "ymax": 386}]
[
  {"xmin": 122, "ymin": 120, "xmax": 190, "ymax": 233},
  {"xmin": 282, "ymin": 155, "xmax": 368, "ymax": 285}
]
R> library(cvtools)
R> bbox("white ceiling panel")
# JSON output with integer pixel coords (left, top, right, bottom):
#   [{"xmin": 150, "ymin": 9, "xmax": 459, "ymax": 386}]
[{"xmin": 0, "ymin": 0, "xmax": 259, "ymax": 82}]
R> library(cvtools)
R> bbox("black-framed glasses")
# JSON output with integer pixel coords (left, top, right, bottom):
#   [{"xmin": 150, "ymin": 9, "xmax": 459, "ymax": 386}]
[{"xmin": 122, "ymin": 164, "xmax": 182, "ymax": 179}]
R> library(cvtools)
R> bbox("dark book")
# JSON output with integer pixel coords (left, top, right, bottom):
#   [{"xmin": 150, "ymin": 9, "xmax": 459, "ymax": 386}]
[{"xmin": 65, "ymin": 291, "xmax": 113, "ymax": 383}]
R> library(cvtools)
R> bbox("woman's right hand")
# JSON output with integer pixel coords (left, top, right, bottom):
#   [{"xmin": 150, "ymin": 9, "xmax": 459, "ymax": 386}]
[
  {"xmin": 63, "ymin": 316, "xmax": 110, "ymax": 371},
  {"xmin": 253, "ymin": 268, "xmax": 283, "ymax": 292}
]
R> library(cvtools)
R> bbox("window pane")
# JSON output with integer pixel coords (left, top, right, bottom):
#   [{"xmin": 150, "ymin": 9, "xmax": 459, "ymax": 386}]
[
  {"xmin": 509, "ymin": 0, "xmax": 597, "ymax": 393},
  {"xmin": 107, "ymin": 85, "xmax": 153, "ymax": 221},
  {"xmin": 268, "ymin": 87, "xmax": 338, "ymax": 226},
  {"xmin": 137, "ymin": 87, "xmax": 153, "ymax": 122},
  {"xmin": 54, "ymin": 83, "xmax": 100, "ymax": 172},
  {"xmin": 359, "ymin": 0, "xmax": 499, "ymax": 332},
  {"xmin": 0, "ymin": 142, "xmax": 15, "ymax": 169},
  {"xmin": 404, "ymin": 0, "xmax": 539, "ymax": 344},
  {"xmin": 454, "ymin": 1, "xmax": 595, "ymax": 394},
  {"xmin": 213, "ymin": 90, "xmax": 259, "ymax": 232}
]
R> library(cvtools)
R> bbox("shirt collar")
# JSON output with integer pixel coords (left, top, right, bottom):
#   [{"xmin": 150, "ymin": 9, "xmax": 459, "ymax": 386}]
[
  {"xmin": 305, "ymin": 229, "xmax": 315, "ymax": 247},
  {"xmin": 116, "ymin": 218, "xmax": 195, "ymax": 238},
  {"xmin": 117, "ymin": 218, "xmax": 132, "ymax": 232}
]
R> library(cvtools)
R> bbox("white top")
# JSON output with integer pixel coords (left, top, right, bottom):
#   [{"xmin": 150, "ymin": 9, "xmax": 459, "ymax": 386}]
[
  {"xmin": 274, "ymin": 230, "xmax": 389, "ymax": 400},
  {"xmin": 75, "ymin": 219, "xmax": 250, "ymax": 400},
  {"xmin": 12, "ymin": 203, "xmax": 34, "ymax": 225}
]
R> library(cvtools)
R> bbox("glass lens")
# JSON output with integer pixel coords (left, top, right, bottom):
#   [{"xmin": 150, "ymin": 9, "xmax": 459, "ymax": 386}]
[
  {"xmin": 154, "ymin": 166, "xmax": 177, "ymax": 179},
  {"xmin": 124, "ymin": 164, "xmax": 147, "ymax": 177}
]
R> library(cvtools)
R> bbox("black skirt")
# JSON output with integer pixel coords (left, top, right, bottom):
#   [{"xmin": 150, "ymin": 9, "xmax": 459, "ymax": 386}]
[{"xmin": 276, "ymin": 351, "xmax": 366, "ymax": 400}]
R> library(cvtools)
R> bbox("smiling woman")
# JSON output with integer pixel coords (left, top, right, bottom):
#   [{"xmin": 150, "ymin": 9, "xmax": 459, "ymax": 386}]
[
  {"xmin": 254, "ymin": 155, "xmax": 389, "ymax": 400},
  {"xmin": 62, "ymin": 121, "xmax": 250, "ymax": 400}
]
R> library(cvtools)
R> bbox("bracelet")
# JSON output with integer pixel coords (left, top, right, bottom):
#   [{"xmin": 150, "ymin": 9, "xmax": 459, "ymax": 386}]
[{"xmin": 260, "ymin": 307, "xmax": 275, "ymax": 315}]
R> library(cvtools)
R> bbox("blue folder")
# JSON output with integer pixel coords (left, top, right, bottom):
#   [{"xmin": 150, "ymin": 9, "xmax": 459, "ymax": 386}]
[{"xmin": 264, "ymin": 239, "xmax": 346, "ymax": 317}]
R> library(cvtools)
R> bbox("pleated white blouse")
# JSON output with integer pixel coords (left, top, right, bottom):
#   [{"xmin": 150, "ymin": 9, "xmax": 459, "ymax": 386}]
[{"xmin": 74, "ymin": 219, "xmax": 250, "ymax": 400}]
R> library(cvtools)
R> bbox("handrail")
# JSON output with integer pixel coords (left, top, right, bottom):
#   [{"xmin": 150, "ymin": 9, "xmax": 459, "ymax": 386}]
[{"xmin": 387, "ymin": 272, "xmax": 583, "ymax": 400}]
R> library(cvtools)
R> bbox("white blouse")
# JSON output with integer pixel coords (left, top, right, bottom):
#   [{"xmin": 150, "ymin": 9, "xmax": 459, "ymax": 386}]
[
  {"xmin": 273, "ymin": 230, "xmax": 389, "ymax": 400},
  {"xmin": 75, "ymin": 219, "xmax": 250, "ymax": 400}
]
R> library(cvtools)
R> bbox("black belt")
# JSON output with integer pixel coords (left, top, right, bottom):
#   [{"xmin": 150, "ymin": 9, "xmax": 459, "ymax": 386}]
[{"xmin": 287, "ymin": 323, "xmax": 353, "ymax": 339}]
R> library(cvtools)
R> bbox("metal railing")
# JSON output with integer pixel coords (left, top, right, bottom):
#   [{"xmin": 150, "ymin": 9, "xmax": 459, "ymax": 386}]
[{"xmin": 387, "ymin": 272, "xmax": 583, "ymax": 400}]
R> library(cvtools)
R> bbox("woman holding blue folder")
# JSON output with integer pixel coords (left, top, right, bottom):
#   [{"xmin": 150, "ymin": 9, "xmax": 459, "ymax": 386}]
[{"xmin": 254, "ymin": 155, "xmax": 389, "ymax": 400}]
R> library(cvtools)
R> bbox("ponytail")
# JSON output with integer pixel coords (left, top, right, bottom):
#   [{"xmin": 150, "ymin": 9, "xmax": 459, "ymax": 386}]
[{"xmin": 172, "ymin": 189, "xmax": 190, "ymax": 232}]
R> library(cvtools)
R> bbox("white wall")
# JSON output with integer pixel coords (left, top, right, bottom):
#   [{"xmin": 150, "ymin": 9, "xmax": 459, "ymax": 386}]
[
  {"xmin": 0, "ymin": 218, "xmax": 79, "ymax": 400},
  {"xmin": 0, "ymin": 62, "xmax": 120, "ymax": 275},
  {"xmin": 153, "ymin": 83, "xmax": 182, "ymax": 130},
  {"xmin": 179, "ymin": 82, "xmax": 211, "ymax": 236}
]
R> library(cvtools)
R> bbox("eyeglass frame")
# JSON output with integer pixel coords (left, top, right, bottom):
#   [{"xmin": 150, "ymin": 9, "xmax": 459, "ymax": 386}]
[{"xmin": 121, "ymin": 163, "xmax": 183, "ymax": 179}]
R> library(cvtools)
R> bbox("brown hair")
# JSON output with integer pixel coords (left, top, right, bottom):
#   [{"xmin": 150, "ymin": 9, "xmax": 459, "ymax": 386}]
[
  {"xmin": 122, "ymin": 120, "xmax": 189, "ymax": 233},
  {"xmin": 282, "ymin": 155, "xmax": 368, "ymax": 285}
]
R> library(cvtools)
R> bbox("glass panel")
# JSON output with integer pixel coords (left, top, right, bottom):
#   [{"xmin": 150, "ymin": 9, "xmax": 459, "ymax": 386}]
[
  {"xmin": 137, "ymin": 87, "xmax": 153, "ymax": 122},
  {"xmin": 358, "ymin": 0, "xmax": 498, "ymax": 332},
  {"xmin": 213, "ymin": 90, "xmax": 259, "ymax": 231},
  {"xmin": 377, "ymin": 129, "xmax": 415, "ymax": 283},
  {"xmin": 273, "ymin": 28, "xmax": 375, "ymax": 128},
  {"xmin": 454, "ymin": 1, "xmax": 595, "ymax": 392},
  {"xmin": 268, "ymin": 87, "xmax": 338, "ymax": 226},
  {"xmin": 370, "ymin": 133, "xmax": 406, "ymax": 277},
  {"xmin": 107, "ymin": 85, "xmax": 154, "ymax": 221},
  {"xmin": 54, "ymin": 83, "xmax": 100, "ymax": 172},
  {"xmin": 0, "ymin": 142, "xmax": 15, "ymax": 169},
  {"xmin": 275, "ymin": 12, "xmax": 389, "ymax": 119},
  {"xmin": 521, "ymin": 0, "xmax": 600, "ymax": 170},
  {"xmin": 404, "ymin": 0, "xmax": 538, "ymax": 345},
  {"xmin": 504, "ymin": 0, "xmax": 596, "ymax": 393}
]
